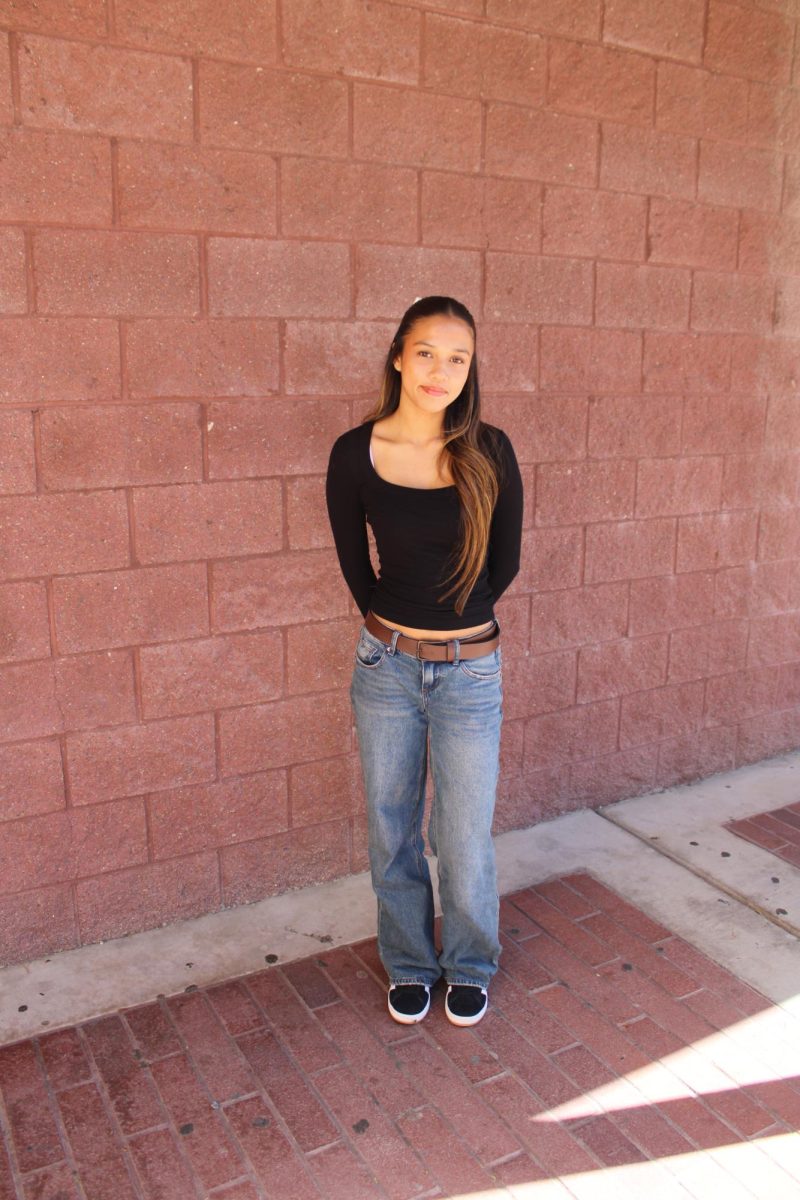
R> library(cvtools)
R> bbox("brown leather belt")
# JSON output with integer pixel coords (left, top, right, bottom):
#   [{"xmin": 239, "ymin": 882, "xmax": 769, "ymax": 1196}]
[{"xmin": 365, "ymin": 611, "xmax": 500, "ymax": 662}]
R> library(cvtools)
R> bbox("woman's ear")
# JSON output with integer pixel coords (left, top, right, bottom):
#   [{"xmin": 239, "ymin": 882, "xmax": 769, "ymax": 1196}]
[{"xmin": 392, "ymin": 354, "xmax": 401, "ymax": 372}]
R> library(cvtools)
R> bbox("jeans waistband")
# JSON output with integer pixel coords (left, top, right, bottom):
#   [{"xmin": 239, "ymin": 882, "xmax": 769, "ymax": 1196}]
[{"xmin": 364, "ymin": 611, "xmax": 499, "ymax": 663}]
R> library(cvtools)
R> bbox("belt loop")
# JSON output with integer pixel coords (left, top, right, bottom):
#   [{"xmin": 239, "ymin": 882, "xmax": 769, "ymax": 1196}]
[
  {"xmin": 452, "ymin": 637, "xmax": 460, "ymax": 666},
  {"xmin": 389, "ymin": 629, "xmax": 400, "ymax": 655}
]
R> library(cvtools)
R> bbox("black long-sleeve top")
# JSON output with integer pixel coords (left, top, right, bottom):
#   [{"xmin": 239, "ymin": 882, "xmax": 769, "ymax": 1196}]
[{"xmin": 325, "ymin": 420, "xmax": 523, "ymax": 630}]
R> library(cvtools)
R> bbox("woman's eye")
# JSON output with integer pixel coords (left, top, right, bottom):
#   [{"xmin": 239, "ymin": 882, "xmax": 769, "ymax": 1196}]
[
  {"xmin": 417, "ymin": 350, "xmax": 431, "ymax": 358},
  {"xmin": 452, "ymin": 357, "xmax": 465, "ymax": 365}
]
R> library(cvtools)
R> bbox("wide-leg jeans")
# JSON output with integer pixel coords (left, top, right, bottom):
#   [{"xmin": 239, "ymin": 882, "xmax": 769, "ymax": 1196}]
[{"xmin": 350, "ymin": 623, "xmax": 503, "ymax": 989}]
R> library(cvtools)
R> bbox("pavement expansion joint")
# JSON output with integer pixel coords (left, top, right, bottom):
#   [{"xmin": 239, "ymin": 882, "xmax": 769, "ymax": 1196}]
[
  {"xmin": 597, "ymin": 749, "xmax": 800, "ymax": 948},
  {"xmin": 598, "ymin": 804, "xmax": 800, "ymax": 942}
]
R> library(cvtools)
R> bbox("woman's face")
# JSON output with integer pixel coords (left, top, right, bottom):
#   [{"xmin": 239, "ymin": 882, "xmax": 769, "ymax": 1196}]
[{"xmin": 393, "ymin": 314, "xmax": 474, "ymax": 419}]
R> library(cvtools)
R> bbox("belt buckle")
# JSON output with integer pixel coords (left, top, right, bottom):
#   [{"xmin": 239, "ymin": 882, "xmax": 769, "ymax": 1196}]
[{"xmin": 415, "ymin": 638, "xmax": 443, "ymax": 661}]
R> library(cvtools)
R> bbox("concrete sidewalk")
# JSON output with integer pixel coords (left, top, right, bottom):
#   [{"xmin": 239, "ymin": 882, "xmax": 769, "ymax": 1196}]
[{"xmin": 1, "ymin": 751, "xmax": 799, "ymax": 1198}]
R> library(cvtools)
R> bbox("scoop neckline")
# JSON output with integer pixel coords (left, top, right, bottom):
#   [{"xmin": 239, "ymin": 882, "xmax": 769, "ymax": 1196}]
[{"xmin": 366, "ymin": 422, "xmax": 456, "ymax": 493}]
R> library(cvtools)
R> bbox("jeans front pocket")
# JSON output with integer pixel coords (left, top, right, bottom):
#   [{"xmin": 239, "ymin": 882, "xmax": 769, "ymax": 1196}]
[
  {"xmin": 458, "ymin": 645, "xmax": 502, "ymax": 680},
  {"xmin": 354, "ymin": 628, "xmax": 387, "ymax": 669}
]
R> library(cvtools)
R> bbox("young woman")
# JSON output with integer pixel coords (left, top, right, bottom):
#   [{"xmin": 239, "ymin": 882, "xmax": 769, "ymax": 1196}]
[{"xmin": 326, "ymin": 296, "xmax": 523, "ymax": 1027}]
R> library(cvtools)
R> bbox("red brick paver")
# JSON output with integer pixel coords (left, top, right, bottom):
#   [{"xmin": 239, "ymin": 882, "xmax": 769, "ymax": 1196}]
[
  {"xmin": 0, "ymin": 873, "xmax": 797, "ymax": 1199},
  {"xmin": 726, "ymin": 803, "xmax": 800, "ymax": 870}
]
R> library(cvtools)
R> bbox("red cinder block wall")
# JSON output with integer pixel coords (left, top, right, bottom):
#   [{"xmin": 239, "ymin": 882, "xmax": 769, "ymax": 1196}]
[{"xmin": 1, "ymin": 0, "xmax": 799, "ymax": 965}]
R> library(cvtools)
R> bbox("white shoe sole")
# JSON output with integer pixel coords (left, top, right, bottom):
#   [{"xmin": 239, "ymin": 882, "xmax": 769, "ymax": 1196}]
[
  {"xmin": 445, "ymin": 987, "xmax": 488, "ymax": 1027},
  {"xmin": 387, "ymin": 988, "xmax": 431, "ymax": 1024}
]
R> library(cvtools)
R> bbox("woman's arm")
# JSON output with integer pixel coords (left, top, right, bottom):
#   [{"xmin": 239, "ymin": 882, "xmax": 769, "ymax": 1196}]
[
  {"xmin": 325, "ymin": 432, "xmax": 377, "ymax": 617},
  {"xmin": 487, "ymin": 430, "xmax": 523, "ymax": 603}
]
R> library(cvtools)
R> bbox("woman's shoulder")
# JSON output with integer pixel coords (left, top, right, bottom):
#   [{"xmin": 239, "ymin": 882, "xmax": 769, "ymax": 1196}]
[
  {"xmin": 480, "ymin": 422, "xmax": 515, "ymax": 460},
  {"xmin": 330, "ymin": 420, "xmax": 372, "ymax": 461},
  {"xmin": 478, "ymin": 423, "xmax": 520, "ymax": 494},
  {"xmin": 480, "ymin": 421, "xmax": 509, "ymax": 440}
]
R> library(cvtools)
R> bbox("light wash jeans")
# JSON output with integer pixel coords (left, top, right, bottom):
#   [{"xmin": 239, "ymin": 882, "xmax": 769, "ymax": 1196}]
[{"xmin": 350, "ymin": 623, "xmax": 503, "ymax": 989}]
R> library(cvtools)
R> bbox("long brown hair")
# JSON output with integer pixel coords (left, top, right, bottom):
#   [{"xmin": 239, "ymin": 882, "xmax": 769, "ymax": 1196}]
[{"xmin": 363, "ymin": 296, "xmax": 503, "ymax": 615}]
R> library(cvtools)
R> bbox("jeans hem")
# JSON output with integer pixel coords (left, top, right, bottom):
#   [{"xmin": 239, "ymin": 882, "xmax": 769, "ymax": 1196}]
[
  {"xmin": 445, "ymin": 977, "xmax": 489, "ymax": 989},
  {"xmin": 390, "ymin": 976, "xmax": 437, "ymax": 988}
]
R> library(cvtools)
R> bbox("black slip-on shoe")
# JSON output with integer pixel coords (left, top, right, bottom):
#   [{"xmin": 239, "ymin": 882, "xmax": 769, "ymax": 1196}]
[
  {"xmin": 445, "ymin": 984, "xmax": 488, "ymax": 1027},
  {"xmin": 387, "ymin": 983, "xmax": 431, "ymax": 1024}
]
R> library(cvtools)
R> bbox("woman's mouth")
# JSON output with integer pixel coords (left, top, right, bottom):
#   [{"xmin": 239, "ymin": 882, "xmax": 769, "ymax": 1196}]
[{"xmin": 422, "ymin": 386, "xmax": 447, "ymax": 396}]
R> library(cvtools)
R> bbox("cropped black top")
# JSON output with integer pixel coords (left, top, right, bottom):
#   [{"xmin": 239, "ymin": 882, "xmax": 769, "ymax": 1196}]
[{"xmin": 325, "ymin": 420, "xmax": 523, "ymax": 630}]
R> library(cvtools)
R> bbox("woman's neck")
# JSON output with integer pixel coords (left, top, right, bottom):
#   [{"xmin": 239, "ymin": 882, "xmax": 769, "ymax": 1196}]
[{"xmin": 378, "ymin": 405, "xmax": 445, "ymax": 446}]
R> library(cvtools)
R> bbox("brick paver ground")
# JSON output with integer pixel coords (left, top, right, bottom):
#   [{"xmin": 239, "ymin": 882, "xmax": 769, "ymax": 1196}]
[
  {"xmin": 726, "ymin": 803, "xmax": 800, "ymax": 870},
  {"xmin": 1, "ymin": 872, "xmax": 798, "ymax": 1199}
]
